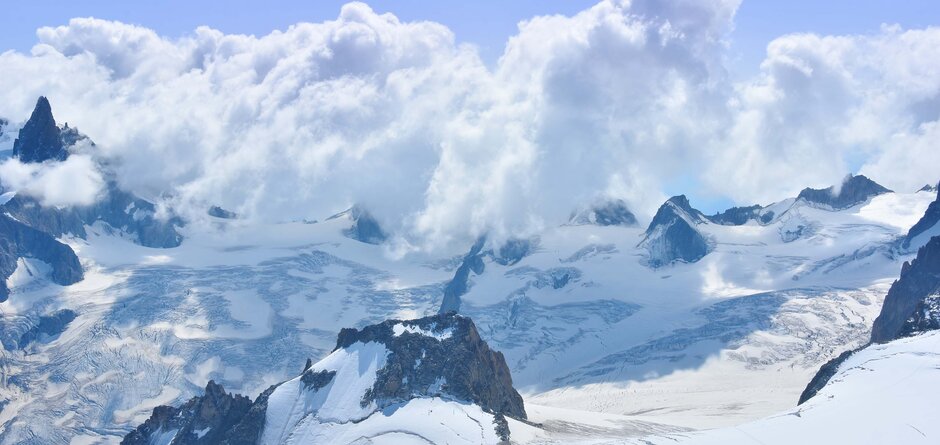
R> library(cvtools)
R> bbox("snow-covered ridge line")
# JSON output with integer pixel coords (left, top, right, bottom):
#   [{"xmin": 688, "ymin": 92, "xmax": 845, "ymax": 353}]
[
  {"xmin": 123, "ymin": 313, "xmax": 530, "ymax": 444},
  {"xmin": 392, "ymin": 321, "xmax": 454, "ymax": 340}
]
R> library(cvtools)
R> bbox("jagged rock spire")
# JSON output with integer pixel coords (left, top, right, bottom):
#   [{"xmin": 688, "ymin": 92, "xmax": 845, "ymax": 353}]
[
  {"xmin": 13, "ymin": 96, "xmax": 69, "ymax": 163},
  {"xmin": 640, "ymin": 195, "xmax": 712, "ymax": 267}
]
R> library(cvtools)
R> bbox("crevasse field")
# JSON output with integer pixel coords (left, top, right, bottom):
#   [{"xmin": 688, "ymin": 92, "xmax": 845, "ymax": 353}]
[{"xmin": 1, "ymin": 188, "xmax": 935, "ymax": 444}]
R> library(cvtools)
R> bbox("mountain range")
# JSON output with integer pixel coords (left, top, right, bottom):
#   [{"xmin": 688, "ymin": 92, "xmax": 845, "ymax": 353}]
[{"xmin": 0, "ymin": 97, "xmax": 938, "ymax": 444}]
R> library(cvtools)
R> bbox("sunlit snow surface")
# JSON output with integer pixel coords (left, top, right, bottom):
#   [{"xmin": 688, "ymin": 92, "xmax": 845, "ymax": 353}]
[
  {"xmin": 624, "ymin": 330, "xmax": 940, "ymax": 445},
  {"xmin": 0, "ymin": 191, "xmax": 935, "ymax": 443}
]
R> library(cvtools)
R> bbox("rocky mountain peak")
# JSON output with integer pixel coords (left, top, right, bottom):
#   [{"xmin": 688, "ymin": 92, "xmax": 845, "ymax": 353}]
[
  {"xmin": 333, "ymin": 312, "xmax": 527, "ymax": 420},
  {"xmin": 124, "ymin": 313, "xmax": 527, "ymax": 443},
  {"xmin": 13, "ymin": 96, "xmax": 70, "ymax": 163},
  {"xmin": 122, "ymin": 380, "xmax": 258, "ymax": 445},
  {"xmin": 336, "ymin": 206, "xmax": 387, "ymax": 244},
  {"xmin": 569, "ymin": 199, "xmax": 638, "ymax": 227},
  {"xmin": 708, "ymin": 204, "xmax": 772, "ymax": 226},
  {"xmin": 641, "ymin": 195, "xmax": 711, "ymax": 267},
  {"xmin": 796, "ymin": 174, "xmax": 891, "ymax": 210},
  {"xmin": 903, "ymin": 182, "xmax": 940, "ymax": 249},
  {"xmin": 660, "ymin": 195, "xmax": 705, "ymax": 223}
]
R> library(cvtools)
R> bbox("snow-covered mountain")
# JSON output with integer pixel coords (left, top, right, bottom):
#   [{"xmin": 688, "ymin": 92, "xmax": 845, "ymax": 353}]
[
  {"xmin": 0, "ymin": 98, "xmax": 182, "ymax": 300},
  {"xmin": 0, "ymin": 102, "xmax": 938, "ymax": 444},
  {"xmin": 123, "ymin": 313, "xmax": 534, "ymax": 444}
]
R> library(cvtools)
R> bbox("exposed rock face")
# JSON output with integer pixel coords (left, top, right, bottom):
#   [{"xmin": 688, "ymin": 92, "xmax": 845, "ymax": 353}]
[
  {"xmin": 708, "ymin": 204, "xmax": 772, "ymax": 225},
  {"xmin": 0, "ymin": 213, "xmax": 83, "ymax": 302},
  {"xmin": 12, "ymin": 97, "xmax": 70, "ymax": 163},
  {"xmin": 439, "ymin": 237, "xmax": 486, "ymax": 314},
  {"xmin": 17, "ymin": 309, "xmax": 77, "ymax": 349},
  {"xmin": 920, "ymin": 183, "xmax": 938, "ymax": 193},
  {"xmin": 796, "ymin": 174, "xmax": 891, "ymax": 210},
  {"xmin": 335, "ymin": 312, "xmax": 527, "ymax": 420},
  {"xmin": 803, "ymin": 235, "xmax": 940, "ymax": 404},
  {"xmin": 899, "ymin": 294, "xmax": 940, "ymax": 337},
  {"xmin": 871, "ymin": 236, "xmax": 940, "ymax": 343},
  {"xmin": 125, "ymin": 313, "xmax": 526, "ymax": 444},
  {"xmin": 342, "ymin": 206, "xmax": 387, "ymax": 244},
  {"xmin": 121, "ymin": 381, "xmax": 258, "ymax": 445},
  {"xmin": 494, "ymin": 238, "xmax": 535, "ymax": 266},
  {"xmin": 797, "ymin": 348, "xmax": 858, "ymax": 405},
  {"xmin": 1, "ymin": 184, "xmax": 183, "ymax": 248},
  {"xmin": 570, "ymin": 199, "xmax": 638, "ymax": 227},
  {"xmin": 640, "ymin": 195, "xmax": 711, "ymax": 267},
  {"xmin": 903, "ymin": 183, "xmax": 940, "ymax": 249},
  {"xmin": 2, "ymin": 98, "xmax": 183, "ymax": 248},
  {"xmin": 208, "ymin": 206, "xmax": 237, "ymax": 219},
  {"xmin": 0, "ymin": 309, "xmax": 78, "ymax": 350}
]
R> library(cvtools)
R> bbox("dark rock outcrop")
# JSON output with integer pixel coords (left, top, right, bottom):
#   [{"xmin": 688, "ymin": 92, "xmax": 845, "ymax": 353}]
[
  {"xmin": 871, "ymin": 236, "xmax": 940, "ymax": 343},
  {"xmin": 126, "ymin": 313, "xmax": 526, "ymax": 443},
  {"xmin": 0, "ymin": 213, "xmax": 83, "ymax": 302},
  {"xmin": 570, "ymin": 199, "xmax": 638, "ymax": 227},
  {"xmin": 439, "ymin": 237, "xmax": 486, "ymax": 314},
  {"xmin": 899, "ymin": 294, "xmax": 940, "ymax": 337},
  {"xmin": 708, "ymin": 204, "xmax": 772, "ymax": 226},
  {"xmin": 797, "ymin": 348, "xmax": 858, "ymax": 405},
  {"xmin": 334, "ymin": 312, "xmax": 527, "ymax": 420},
  {"xmin": 122, "ymin": 381, "xmax": 259, "ymax": 445},
  {"xmin": 796, "ymin": 174, "xmax": 891, "ymax": 210},
  {"xmin": 640, "ymin": 195, "xmax": 711, "ymax": 267},
  {"xmin": 1, "ymin": 185, "xmax": 183, "ymax": 248},
  {"xmin": 12, "ymin": 97, "xmax": 70, "ymax": 163},
  {"xmin": 903, "ymin": 183, "xmax": 939, "ymax": 249},
  {"xmin": 17, "ymin": 309, "xmax": 77, "ymax": 349},
  {"xmin": 341, "ymin": 206, "xmax": 387, "ymax": 244},
  {"xmin": 494, "ymin": 238, "xmax": 535, "ymax": 266},
  {"xmin": 3, "ymin": 97, "xmax": 183, "ymax": 248},
  {"xmin": 803, "ymin": 234, "xmax": 940, "ymax": 404},
  {"xmin": 920, "ymin": 183, "xmax": 938, "ymax": 193},
  {"xmin": 208, "ymin": 206, "xmax": 237, "ymax": 219}
]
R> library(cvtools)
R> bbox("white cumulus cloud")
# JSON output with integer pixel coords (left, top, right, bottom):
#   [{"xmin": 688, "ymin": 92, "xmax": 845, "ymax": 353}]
[
  {"xmin": 0, "ymin": 154, "xmax": 105, "ymax": 207},
  {"xmin": 0, "ymin": 1, "xmax": 937, "ymax": 250}
]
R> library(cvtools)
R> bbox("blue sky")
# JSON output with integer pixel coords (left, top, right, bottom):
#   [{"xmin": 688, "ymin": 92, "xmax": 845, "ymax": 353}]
[{"xmin": 2, "ymin": 0, "xmax": 937, "ymax": 78}]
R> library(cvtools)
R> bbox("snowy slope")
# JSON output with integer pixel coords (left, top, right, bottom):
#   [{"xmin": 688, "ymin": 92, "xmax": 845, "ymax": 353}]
[
  {"xmin": 623, "ymin": 330, "xmax": 940, "ymax": 445},
  {"xmin": 459, "ymin": 190, "xmax": 934, "ymax": 428},
  {"xmin": 122, "ymin": 313, "xmax": 539, "ymax": 444},
  {"xmin": 0, "ymin": 189, "xmax": 935, "ymax": 443}
]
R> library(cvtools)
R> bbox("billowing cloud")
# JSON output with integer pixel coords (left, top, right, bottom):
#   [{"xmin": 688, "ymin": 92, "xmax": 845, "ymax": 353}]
[
  {"xmin": 0, "ymin": 154, "xmax": 105, "ymax": 207},
  {"xmin": 0, "ymin": 1, "xmax": 937, "ymax": 250},
  {"xmin": 707, "ymin": 25, "xmax": 940, "ymax": 203}
]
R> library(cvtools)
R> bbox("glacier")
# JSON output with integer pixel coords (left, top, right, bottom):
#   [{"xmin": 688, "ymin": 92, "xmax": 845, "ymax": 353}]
[{"xmin": 0, "ymin": 185, "xmax": 937, "ymax": 443}]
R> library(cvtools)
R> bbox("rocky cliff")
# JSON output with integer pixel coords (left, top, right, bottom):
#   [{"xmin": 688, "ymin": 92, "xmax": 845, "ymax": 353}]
[
  {"xmin": 796, "ymin": 174, "xmax": 891, "ymax": 210},
  {"xmin": 0, "ymin": 213, "xmax": 83, "ymax": 302},
  {"xmin": 640, "ymin": 195, "xmax": 711, "ymax": 267},
  {"xmin": 123, "ymin": 313, "xmax": 527, "ymax": 444},
  {"xmin": 12, "ymin": 96, "xmax": 70, "ymax": 163},
  {"xmin": 903, "ymin": 182, "xmax": 940, "ymax": 249},
  {"xmin": 871, "ymin": 236, "xmax": 940, "ymax": 343}
]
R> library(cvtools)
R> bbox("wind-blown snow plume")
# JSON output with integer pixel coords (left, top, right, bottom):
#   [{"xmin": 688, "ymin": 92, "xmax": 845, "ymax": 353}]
[{"xmin": 0, "ymin": 1, "xmax": 938, "ymax": 249}]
